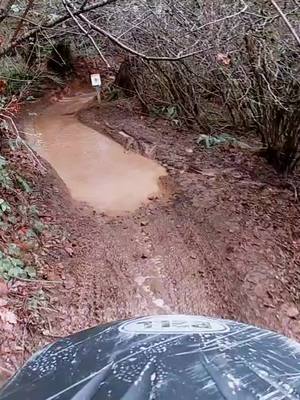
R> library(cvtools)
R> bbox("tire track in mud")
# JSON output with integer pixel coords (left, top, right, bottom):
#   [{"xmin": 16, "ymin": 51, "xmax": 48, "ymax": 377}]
[
  {"xmin": 22, "ymin": 91, "xmax": 218, "ymax": 338},
  {"xmin": 133, "ymin": 207, "xmax": 220, "ymax": 317},
  {"xmin": 47, "ymin": 199, "xmax": 218, "ymax": 339}
]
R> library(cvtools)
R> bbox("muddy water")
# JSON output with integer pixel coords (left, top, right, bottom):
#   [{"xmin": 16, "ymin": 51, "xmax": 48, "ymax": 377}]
[{"xmin": 26, "ymin": 93, "xmax": 166, "ymax": 214}]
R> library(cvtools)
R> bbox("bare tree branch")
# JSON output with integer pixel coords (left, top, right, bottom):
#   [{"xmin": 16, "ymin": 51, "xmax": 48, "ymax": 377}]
[
  {"xmin": 10, "ymin": 0, "xmax": 35, "ymax": 42},
  {"xmin": 270, "ymin": 0, "xmax": 300, "ymax": 46},
  {"xmin": 0, "ymin": 0, "xmax": 116, "ymax": 58},
  {"xmin": 73, "ymin": 0, "xmax": 249, "ymax": 62},
  {"xmin": 0, "ymin": 0, "xmax": 14, "ymax": 22},
  {"xmin": 81, "ymin": 14, "xmax": 206, "ymax": 61},
  {"xmin": 62, "ymin": 0, "xmax": 110, "ymax": 67}
]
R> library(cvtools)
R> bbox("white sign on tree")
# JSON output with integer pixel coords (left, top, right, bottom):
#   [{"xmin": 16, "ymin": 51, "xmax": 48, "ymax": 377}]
[{"xmin": 90, "ymin": 73, "xmax": 101, "ymax": 87}]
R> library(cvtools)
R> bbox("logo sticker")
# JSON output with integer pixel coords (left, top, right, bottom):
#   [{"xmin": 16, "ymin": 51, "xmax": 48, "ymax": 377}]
[{"xmin": 119, "ymin": 315, "xmax": 230, "ymax": 335}]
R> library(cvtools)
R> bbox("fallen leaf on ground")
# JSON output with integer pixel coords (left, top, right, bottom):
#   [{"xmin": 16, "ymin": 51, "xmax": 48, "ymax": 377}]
[
  {"xmin": 0, "ymin": 309, "xmax": 17, "ymax": 325},
  {"xmin": 286, "ymin": 305, "xmax": 299, "ymax": 319},
  {"xmin": 216, "ymin": 53, "xmax": 231, "ymax": 65},
  {"xmin": 0, "ymin": 280, "xmax": 8, "ymax": 296},
  {"xmin": 0, "ymin": 299, "xmax": 8, "ymax": 307},
  {"xmin": 46, "ymin": 271, "xmax": 58, "ymax": 281},
  {"xmin": 185, "ymin": 148, "xmax": 193, "ymax": 154},
  {"xmin": 17, "ymin": 227, "xmax": 29, "ymax": 236},
  {"xmin": 64, "ymin": 247, "xmax": 74, "ymax": 256}
]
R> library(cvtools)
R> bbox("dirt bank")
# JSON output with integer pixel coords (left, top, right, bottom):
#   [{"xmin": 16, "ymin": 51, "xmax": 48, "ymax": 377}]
[{"xmin": 1, "ymin": 92, "xmax": 299, "ymax": 382}]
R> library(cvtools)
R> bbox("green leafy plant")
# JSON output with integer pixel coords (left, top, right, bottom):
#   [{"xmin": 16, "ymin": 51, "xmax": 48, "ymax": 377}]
[
  {"xmin": 0, "ymin": 96, "xmax": 7, "ymax": 110},
  {"xmin": 24, "ymin": 265, "xmax": 37, "ymax": 278},
  {"xmin": 0, "ymin": 250, "xmax": 24, "ymax": 279},
  {"xmin": 0, "ymin": 199, "xmax": 11, "ymax": 215},
  {"xmin": 16, "ymin": 175, "xmax": 32, "ymax": 193},
  {"xmin": 196, "ymin": 133, "xmax": 250, "ymax": 149},
  {"xmin": 197, "ymin": 133, "xmax": 237, "ymax": 148},
  {"xmin": 32, "ymin": 219, "xmax": 45, "ymax": 235},
  {"xmin": 28, "ymin": 205, "xmax": 38, "ymax": 216},
  {"xmin": 106, "ymin": 86, "xmax": 123, "ymax": 101},
  {"xmin": 8, "ymin": 138, "xmax": 21, "ymax": 151},
  {"xmin": 0, "ymin": 169, "xmax": 12, "ymax": 188},
  {"xmin": 0, "ymin": 162, "xmax": 12, "ymax": 188},
  {"xmin": 27, "ymin": 289, "xmax": 47, "ymax": 311},
  {"xmin": 4, "ymin": 65, "xmax": 35, "ymax": 96},
  {"xmin": 8, "ymin": 243, "xmax": 21, "ymax": 257},
  {"xmin": 0, "ymin": 221, "xmax": 9, "ymax": 230},
  {"xmin": 0, "ymin": 156, "xmax": 6, "ymax": 168},
  {"xmin": 165, "ymin": 105, "xmax": 178, "ymax": 120},
  {"xmin": 150, "ymin": 105, "xmax": 179, "ymax": 121},
  {"xmin": 0, "ymin": 250, "xmax": 36, "ymax": 279},
  {"xmin": 7, "ymin": 215, "xmax": 17, "ymax": 224},
  {"xmin": 18, "ymin": 204, "xmax": 28, "ymax": 215}
]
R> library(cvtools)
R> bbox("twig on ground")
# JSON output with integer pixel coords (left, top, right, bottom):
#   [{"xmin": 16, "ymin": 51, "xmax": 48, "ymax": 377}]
[
  {"xmin": 14, "ymin": 277, "xmax": 63, "ymax": 284},
  {"xmin": 0, "ymin": 366, "xmax": 14, "ymax": 375},
  {"xmin": 288, "ymin": 181, "xmax": 299, "ymax": 202}
]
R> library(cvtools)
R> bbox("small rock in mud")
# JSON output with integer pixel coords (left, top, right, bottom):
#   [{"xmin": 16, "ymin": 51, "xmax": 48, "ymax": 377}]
[
  {"xmin": 64, "ymin": 280, "xmax": 75, "ymax": 290},
  {"xmin": 185, "ymin": 148, "xmax": 194, "ymax": 154},
  {"xmin": 0, "ymin": 309, "xmax": 17, "ymax": 325},
  {"xmin": 148, "ymin": 194, "xmax": 158, "ymax": 201},
  {"xmin": 140, "ymin": 220, "xmax": 149, "ymax": 226},
  {"xmin": 0, "ymin": 299, "xmax": 8, "ymax": 307},
  {"xmin": 64, "ymin": 246, "xmax": 74, "ymax": 257},
  {"xmin": 286, "ymin": 305, "xmax": 299, "ymax": 319}
]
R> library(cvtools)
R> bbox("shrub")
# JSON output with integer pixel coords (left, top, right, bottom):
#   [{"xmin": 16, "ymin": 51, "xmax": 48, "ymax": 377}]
[{"xmin": 116, "ymin": 1, "xmax": 300, "ymax": 174}]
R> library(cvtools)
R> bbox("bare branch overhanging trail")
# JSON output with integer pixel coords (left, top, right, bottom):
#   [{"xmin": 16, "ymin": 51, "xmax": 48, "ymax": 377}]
[
  {"xmin": 0, "ymin": 0, "xmax": 250, "ymax": 62},
  {"xmin": 67, "ymin": 0, "xmax": 249, "ymax": 62},
  {"xmin": 0, "ymin": 0, "xmax": 116, "ymax": 57},
  {"xmin": 62, "ymin": 0, "xmax": 111, "ymax": 67}
]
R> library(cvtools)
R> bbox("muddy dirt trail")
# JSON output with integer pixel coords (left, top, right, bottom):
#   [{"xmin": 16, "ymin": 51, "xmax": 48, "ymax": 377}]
[
  {"xmin": 24, "ymin": 92, "xmax": 219, "ymax": 336},
  {"xmin": 2, "ymin": 88, "xmax": 299, "ymax": 378}
]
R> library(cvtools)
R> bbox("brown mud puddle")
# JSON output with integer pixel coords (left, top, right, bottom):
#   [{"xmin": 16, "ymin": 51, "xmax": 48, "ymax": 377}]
[{"xmin": 25, "ymin": 92, "xmax": 166, "ymax": 215}]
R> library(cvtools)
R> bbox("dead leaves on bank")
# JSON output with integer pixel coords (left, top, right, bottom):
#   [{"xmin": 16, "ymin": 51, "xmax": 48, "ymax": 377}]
[
  {"xmin": 0, "ymin": 309, "xmax": 17, "ymax": 327},
  {"xmin": 0, "ymin": 279, "xmax": 16, "ymax": 332},
  {"xmin": 216, "ymin": 53, "xmax": 231, "ymax": 66},
  {"xmin": 0, "ymin": 278, "xmax": 8, "ymax": 296}
]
